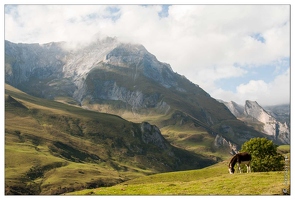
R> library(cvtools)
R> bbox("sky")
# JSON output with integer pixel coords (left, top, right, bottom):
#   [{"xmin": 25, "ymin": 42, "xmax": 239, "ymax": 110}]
[{"xmin": 3, "ymin": 2, "xmax": 291, "ymax": 106}]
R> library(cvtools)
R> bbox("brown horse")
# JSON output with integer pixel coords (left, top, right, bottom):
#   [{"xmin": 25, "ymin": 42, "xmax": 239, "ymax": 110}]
[{"xmin": 228, "ymin": 152, "xmax": 251, "ymax": 174}]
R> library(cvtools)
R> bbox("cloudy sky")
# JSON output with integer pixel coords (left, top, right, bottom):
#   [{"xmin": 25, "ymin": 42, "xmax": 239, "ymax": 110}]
[{"xmin": 4, "ymin": 3, "xmax": 291, "ymax": 106}]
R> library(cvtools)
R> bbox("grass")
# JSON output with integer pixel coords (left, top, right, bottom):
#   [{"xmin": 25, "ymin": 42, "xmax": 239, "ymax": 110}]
[
  {"xmin": 82, "ymin": 64, "xmax": 261, "ymax": 145},
  {"xmin": 83, "ymin": 103, "xmax": 231, "ymax": 161},
  {"xmin": 4, "ymin": 84, "xmax": 151, "ymax": 194},
  {"xmin": 277, "ymin": 145, "xmax": 290, "ymax": 154},
  {"xmin": 5, "ymin": 83, "xmax": 290, "ymax": 195},
  {"xmin": 5, "ymin": 83, "xmax": 217, "ymax": 194},
  {"xmin": 68, "ymin": 161, "xmax": 290, "ymax": 195},
  {"xmin": 160, "ymin": 125, "xmax": 230, "ymax": 161}
]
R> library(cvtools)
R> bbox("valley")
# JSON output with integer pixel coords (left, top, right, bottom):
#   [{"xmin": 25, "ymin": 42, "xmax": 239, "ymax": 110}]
[{"xmin": 4, "ymin": 37, "xmax": 290, "ymax": 195}]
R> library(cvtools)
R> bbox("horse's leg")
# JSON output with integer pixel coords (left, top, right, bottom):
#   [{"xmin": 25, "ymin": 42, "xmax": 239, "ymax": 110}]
[
  {"xmin": 246, "ymin": 162, "xmax": 251, "ymax": 173},
  {"xmin": 238, "ymin": 163, "xmax": 241, "ymax": 173}
]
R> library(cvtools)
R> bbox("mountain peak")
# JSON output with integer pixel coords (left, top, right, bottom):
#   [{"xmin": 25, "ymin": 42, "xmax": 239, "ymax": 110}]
[
  {"xmin": 221, "ymin": 99, "xmax": 290, "ymax": 144},
  {"xmin": 220, "ymin": 100, "xmax": 244, "ymax": 118},
  {"xmin": 245, "ymin": 100, "xmax": 258, "ymax": 106},
  {"xmin": 103, "ymin": 41, "xmax": 175, "ymax": 88},
  {"xmin": 244, "ymin": 100, "xmax": 268, "ymax": 118},
  {"xmin": 104, "ymin": 43, "xmax": 149, "ymax": 66}
]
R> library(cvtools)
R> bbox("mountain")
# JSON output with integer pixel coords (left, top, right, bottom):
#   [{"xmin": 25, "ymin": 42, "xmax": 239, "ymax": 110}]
[
  {"xmin": 5, "ymin": 37, "xmax": 274, "ymax": 157},
  {"xmin": 264, "ymin": 104, "xmax": 290, "ymax": 125},
  {"xmin": 5, "ymin": 83, "xmax": 216, "ymax": 194},
  {"xmin": 221, "ymin": 100, "xmax": 290, "ymax": 144},
  {"xmin": 219, "ymin": 100, "xmax": 244, "ymax": 118}
]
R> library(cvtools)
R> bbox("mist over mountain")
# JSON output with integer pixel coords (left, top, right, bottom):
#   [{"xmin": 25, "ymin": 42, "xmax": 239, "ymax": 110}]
[{"xmin": 5, "ymin": 36, "xmax": 288, "ymax": 158}]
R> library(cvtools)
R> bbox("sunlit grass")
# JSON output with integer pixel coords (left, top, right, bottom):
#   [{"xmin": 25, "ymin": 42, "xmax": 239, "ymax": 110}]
[
  {"xmin": 5, "ymin": 83, "xmax": 290, "ymax": 195},
  {"xmin": 69, "ymin": 162, "xmax": 289, "ymax": 195},
  {"xmin": 161, "ymin": 125, "xmax": 230, "ymax": 160}
]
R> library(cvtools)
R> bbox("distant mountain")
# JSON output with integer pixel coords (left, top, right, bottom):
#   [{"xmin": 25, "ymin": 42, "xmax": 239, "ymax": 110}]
[
  {"xmin": 264, "ymin": 104, "xmax": 290, "ymax": 125},
  {"xmin": 5, "ymin": 37, "xmax": 277, "ymax": 156},
  {"xmin": 220, "ymin": 100, "xmax": 290, "ymax": 144},
  {"xmin": 219, "ymin": 100, "xmax": 244, "ymax": 118}
]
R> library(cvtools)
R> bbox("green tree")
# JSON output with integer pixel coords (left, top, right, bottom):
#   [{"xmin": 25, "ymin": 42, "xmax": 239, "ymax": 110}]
[{"xmin": 240, "ymin": 137, "xmax": 284, "ymax": 172}]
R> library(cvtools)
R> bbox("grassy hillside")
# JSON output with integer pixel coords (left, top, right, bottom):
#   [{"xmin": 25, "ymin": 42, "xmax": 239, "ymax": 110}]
[
  {"xmin": 5, "ymin": 84, "xmax": 142, "ymax": 194},
  {"xmin": 5, "ymin": 84, "xmax": 289, "ymax": 195},
  {"xmin": 68, "ymin": 161, "xmax": 290, "ymax": 195},
  {"xmin": 5, "ymin": 84, "xmax": 216, "ymax": 194},
  {"xmin": 81, "ymin": 62, "xmax": 268, "ymax": 161}
]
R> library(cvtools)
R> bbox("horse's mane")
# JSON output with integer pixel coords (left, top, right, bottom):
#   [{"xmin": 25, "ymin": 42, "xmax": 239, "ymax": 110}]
[{"xmin": 229, "ymin": 154, "xmax": 237, "ymax": 167}]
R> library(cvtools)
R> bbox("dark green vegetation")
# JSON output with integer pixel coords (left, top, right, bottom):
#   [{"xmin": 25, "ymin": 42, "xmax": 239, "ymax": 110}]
[
  {"xmin": 241, "ymin": 138, "xmax": 285, "ymax": 172},
  {"xmin": 68, "ymin": 161, "xmax": 290, "ymax": 195},
  {"xmin": 5, "ymin": 84, "xmax": 215, "ymax": 195}
]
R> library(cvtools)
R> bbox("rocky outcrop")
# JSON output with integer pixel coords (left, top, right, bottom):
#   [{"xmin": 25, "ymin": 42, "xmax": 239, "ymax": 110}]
[
  {"xmin": 244, "ymin": 100, "xmax": 290, "ymax": 144},
  {"xmin": 5, "ymin": 41, "xmax": 66, "ymax": 85},
  {"xmin": 264, "ymin": 104, "xmax": 290, "ymax": 125},
  {"xmin": 221, "ymin": 100, "xmax": 290, "ymax": 144},
  {"xmin": 214, "ymin": 134, "xmax": 238, "ymax": 154},
  {"xmin": 140, "ymin": 122, "xmax": 169, "ymax": 150},
  {"xmin": 105, "ymin": 43, "xmax": 177, "ymax": 89},
  {"xmin": 222, "ymin": 101, "xmax": 244, "ymax": 118}
]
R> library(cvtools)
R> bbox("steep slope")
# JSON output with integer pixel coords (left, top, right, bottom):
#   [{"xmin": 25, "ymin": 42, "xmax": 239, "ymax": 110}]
[
  {"xmin": 244, "ymin": 100, "xmax": 289, "ymax": 144},
  {"xmin": 5, "ymin": 84, "xmax": 215, "ymax": 194},
  {"xmin": 219, "ymin": 100, "xmax": 244, "ymax": 118},
  {"xmin": 5, "ymin": 37, "xmax": 270, "ymax": 156},
  {"xmin": 5, "ymin": 40, "xmax": 75, "ymax": 99},
  {"xmin": 264, "ymin": 104, "xmax": 290, "ymax": 125},
  {"xmin": 221, "ymin": 100, "xmax": 290, "ymax": 144}
]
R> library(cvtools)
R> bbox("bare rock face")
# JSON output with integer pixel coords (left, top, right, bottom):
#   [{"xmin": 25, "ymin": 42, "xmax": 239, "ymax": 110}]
[
  {"xmin": 222, "ymin": 101, "xmax": 244, "ymax": 118},
  {"xmin": 5, "ymin": 41, "xmax": 66, "ymax": 85},
  {"xmin": 105, "ymin": 43, "xmax": 177, "ymax": 89},
  {"xmin": 221, "ymin": 99, "xmax": 290, "ymax": 145},
  {"xmin": 244, "ymin": 100, "xmax": 290, "ymax": 144},
  {"xmin": 140, "ymin": 122, "xmax": 169, "ymax": 150},
  {"xmin": 214, "ymin": 134, "xmax": 238, "ymax": 154}
]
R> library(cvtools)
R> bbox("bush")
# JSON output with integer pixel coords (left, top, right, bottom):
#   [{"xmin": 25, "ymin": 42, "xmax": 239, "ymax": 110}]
[{"xmin": 240, "ymin": 138, "xmax": 284, "ymax": 172}]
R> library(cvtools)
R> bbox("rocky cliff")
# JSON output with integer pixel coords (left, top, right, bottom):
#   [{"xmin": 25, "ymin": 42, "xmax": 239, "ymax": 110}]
[
  {"xmin": 221, "ymin": 100, "xmax": 244, "ymax": 118},
  {"xmin": 221, "ymin": 100, "xmax": 290, "ymax": 144}
]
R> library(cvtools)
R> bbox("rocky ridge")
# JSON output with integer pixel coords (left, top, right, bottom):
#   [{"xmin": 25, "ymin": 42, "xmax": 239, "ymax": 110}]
[
  {"xmin": 221, "ymin": 100, "xmax": 290, "ymax": 144},
  {"xmin": 5, "ymin": 37, "xmax": 280, "ymax": 156}
]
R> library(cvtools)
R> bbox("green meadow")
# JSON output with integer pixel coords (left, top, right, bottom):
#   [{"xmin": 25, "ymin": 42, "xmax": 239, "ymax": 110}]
[{"xmin": 68, "ymin": 161, "xmax": 290, "ymax": 195}]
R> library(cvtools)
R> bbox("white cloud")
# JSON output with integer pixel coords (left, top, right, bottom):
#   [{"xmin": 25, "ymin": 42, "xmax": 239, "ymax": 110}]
[
  {"xmin": 4, "ymin": 4, "xmax": 290, "ymax": 105},
  {"xmin": 189, "ymin": 65, "xmax": 247, "ymax": 94},
  {"xmin": 5, "ymin": 5, "xmax": 115, "ymax": 44},
  {"xmin": 212, "ymin": 69, "xmax": 290, "ymax": 106}
]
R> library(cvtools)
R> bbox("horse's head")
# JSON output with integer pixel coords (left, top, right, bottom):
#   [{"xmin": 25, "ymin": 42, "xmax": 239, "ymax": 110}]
[{"xmin": 228, "ymin": 167, "xmax": 235, "ymax": 174}]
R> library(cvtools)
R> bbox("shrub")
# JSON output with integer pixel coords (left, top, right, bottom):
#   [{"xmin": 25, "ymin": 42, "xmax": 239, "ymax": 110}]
[{"xmin": 240, "ymin": 137, "xmax": 284, "ymax": 172}]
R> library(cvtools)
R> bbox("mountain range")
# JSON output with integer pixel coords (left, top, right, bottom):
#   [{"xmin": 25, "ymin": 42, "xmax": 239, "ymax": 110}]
[
  {"xmin": 5, "ymin": 37, "xmax": 290, "ymax": 148},
  {"xmin": 220, "ymin": 100, "xmax": 290, "ymax": 144},
  {"xmin": 4, "ymin": 36, "xmax": 290, "ymax": 194}
]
